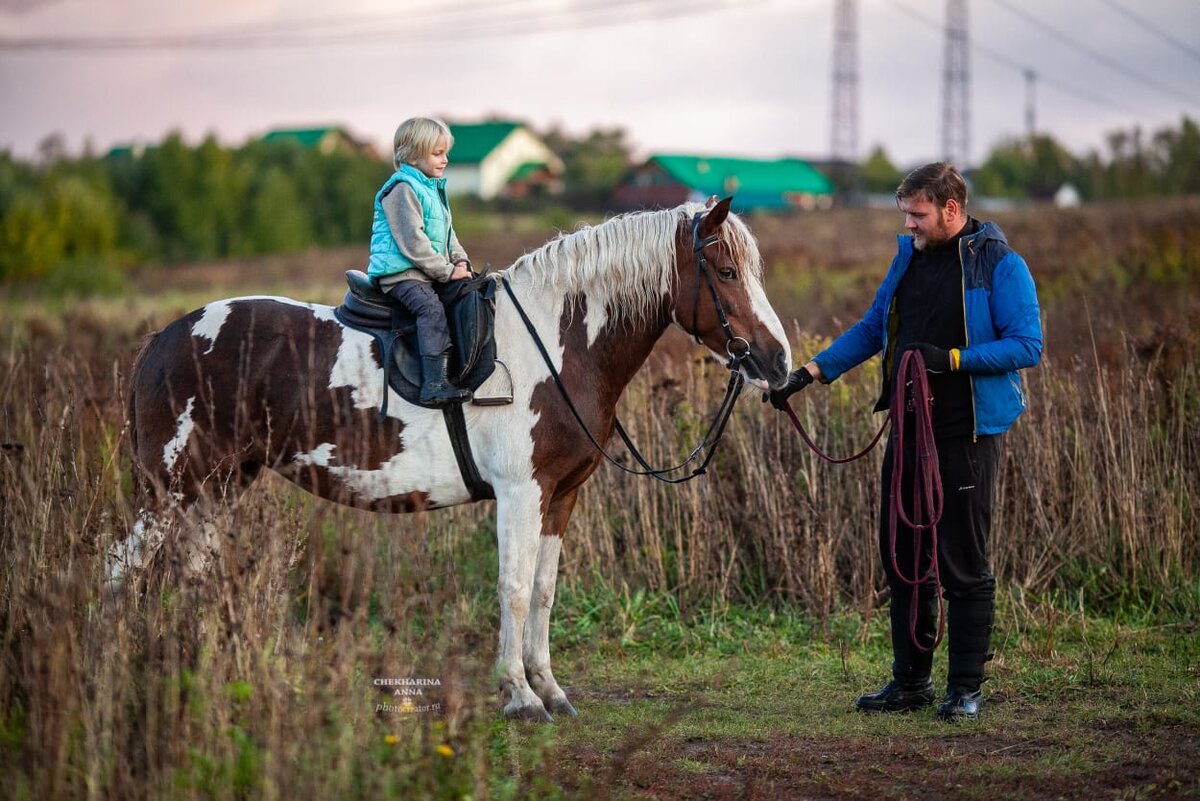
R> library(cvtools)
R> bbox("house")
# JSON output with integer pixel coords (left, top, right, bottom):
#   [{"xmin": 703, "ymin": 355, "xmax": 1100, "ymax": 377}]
[
  {"xmin": 260, "ymin": 126, "xmax": 379, "ymax": 158},
  {"xmin": 444, "ymin": 121, "xmax": 564, "ymax": 200},
  {"xmin": 1053, "ymin": 182, "xmax": 1082, "ymax": 208},
  {"xmin": 105, "ymin": 142, "xmax": 153, "ymax": 160},
  {"xmin": 614, "ymin": 154, "xmax": 834, "ymax": 212}
]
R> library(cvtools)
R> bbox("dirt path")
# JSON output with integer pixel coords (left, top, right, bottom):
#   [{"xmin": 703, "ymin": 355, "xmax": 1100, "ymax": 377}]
[{"xmin": 556, "ymin": 710, "xmax": 1199, "ymax": 799}]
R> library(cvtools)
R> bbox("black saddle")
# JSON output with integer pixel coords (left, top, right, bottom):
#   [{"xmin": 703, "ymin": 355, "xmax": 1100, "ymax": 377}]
[{"xmin": 334, "ymin": 270, "xmax": 498, "ymax": 413}]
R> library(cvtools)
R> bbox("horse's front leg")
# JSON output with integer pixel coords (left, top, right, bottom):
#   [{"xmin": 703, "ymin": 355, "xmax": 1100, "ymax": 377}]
[
  {"xmin": 524, "ymin": 490, "xmax": 578, "ymax": 717},
  {"xmin": 495, "ymin": 484, "xmax": 553, "ymax": 721}
]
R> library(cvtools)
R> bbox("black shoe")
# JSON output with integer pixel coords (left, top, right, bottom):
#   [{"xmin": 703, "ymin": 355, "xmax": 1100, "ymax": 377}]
[
  {"xmin": 419, "ymin": 353, "xmax": 472, "ymax": 407},
  {"xmin": 936, "ymin": 687, "xmax": 982, "ymax": 721},
  {"xmin": 855, "ymin": 679, "xmax": 936, "ymax": 713}
]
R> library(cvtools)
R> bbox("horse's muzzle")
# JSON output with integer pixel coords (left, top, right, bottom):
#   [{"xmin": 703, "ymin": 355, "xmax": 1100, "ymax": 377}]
[{"xmin": 740, "ymin": 344, "xmax": 791, "ymax": 391}]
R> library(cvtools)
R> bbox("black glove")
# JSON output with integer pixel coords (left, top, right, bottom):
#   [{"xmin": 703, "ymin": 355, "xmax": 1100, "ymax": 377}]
[
  {"xmin": 763, "ymin": 368, "xmax": 815, "ymax": 410},
  {"xmin": 903, "ymin": 342, "xmax": 954, "ymax": 373}
]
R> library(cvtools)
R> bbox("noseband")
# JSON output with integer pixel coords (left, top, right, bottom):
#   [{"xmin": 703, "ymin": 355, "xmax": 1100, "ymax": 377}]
[{"xmin": 498, "ymin": 209, "xmax": 749, "ymax": 485}]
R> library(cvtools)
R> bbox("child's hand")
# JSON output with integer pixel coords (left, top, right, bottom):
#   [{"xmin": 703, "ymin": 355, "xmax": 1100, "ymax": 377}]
[{"xmin": 450, "ymin": 262, "xmax": 472, "ymax": 280}]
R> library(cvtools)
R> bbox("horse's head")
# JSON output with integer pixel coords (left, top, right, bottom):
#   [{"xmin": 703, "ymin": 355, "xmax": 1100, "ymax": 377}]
[{"xmin": 672, "ymin": 198, "xmax": 792, "ymax": 391}]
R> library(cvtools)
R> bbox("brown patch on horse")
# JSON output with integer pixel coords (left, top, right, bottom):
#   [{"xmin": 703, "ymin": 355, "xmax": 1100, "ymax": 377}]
[
  {"xmin": 131, "ymin": 300, "xmax": 417, "ymax": 511},
  {"xmin": 540, "ymin": 490, "xmax": 579, "ymax": 538},
  {"xmin": 528, "ymin": 294, "xmax": 669, "ymax": 527}
]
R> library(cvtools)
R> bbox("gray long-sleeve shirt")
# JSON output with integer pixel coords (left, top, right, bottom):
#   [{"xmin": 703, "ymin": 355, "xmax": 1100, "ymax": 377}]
[{"xmin": 376, "ymin": 183, "xmax": 470, "ymax": 290}]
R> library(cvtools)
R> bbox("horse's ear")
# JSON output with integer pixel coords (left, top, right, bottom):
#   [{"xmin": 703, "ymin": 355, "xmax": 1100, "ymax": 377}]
[{"xmin": 698, "ymin": 196, "xmax": 733, "ymax": 237}]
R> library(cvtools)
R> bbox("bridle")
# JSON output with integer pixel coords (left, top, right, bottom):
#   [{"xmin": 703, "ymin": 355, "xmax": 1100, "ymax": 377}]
[
  {"xmin": 499, "ymin": 209, "xmax": 751, "ymax": 484},
  {"xmin": 687, "ymin": 211, "xmax": 751, "ymax": 366}
]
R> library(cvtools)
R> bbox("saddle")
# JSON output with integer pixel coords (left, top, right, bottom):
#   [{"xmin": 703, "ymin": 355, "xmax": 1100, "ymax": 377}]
[{"xmin": 334, "ymin": 270, "xmax": 510, "ymax": 413}]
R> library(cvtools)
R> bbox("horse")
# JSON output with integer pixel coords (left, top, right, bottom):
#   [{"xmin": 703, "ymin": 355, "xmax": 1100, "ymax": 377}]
[{"xmin": 115, "ymin": 198, "xmax": 791, "ymax": 721}]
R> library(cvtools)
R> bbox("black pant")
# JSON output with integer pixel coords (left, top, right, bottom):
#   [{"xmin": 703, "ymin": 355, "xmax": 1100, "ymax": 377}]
[
  {"xmin": 879, "ymin": 433, "xmax": 1003, "ymax": 691},
  {"xmin": 386, "ymin": 280, "xmax": 451, "ymax": 357}
]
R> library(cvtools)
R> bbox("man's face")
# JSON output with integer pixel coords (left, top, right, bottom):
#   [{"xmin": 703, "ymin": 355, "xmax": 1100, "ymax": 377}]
[{"xmin": 898, "ymin": 195, "xmax": 958, "ymax": 251}]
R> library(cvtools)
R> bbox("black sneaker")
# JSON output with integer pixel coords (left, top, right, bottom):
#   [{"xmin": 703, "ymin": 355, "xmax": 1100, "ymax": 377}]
[
  {"xmin": 936, "ymin": 687, "xmax": 982, "ymax": 721},
  {"xmin": 855, "ymin": 679, "xmax": 936, "ymax": 713}
]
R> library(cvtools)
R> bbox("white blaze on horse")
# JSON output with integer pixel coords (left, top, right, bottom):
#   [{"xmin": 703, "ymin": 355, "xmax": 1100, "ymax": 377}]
[{"xmin": 116, "ymin": 198, "xmax": 791, "ymax": 721}]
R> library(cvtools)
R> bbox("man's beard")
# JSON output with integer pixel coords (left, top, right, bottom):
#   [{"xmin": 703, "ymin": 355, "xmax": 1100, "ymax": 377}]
[{"xmin": 914, "ymin": 219, "xmax": 953, "ymax": 251}]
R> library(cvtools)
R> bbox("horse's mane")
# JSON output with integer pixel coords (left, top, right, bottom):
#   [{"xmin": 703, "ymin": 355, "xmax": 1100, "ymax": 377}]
[{"xmin": 501, "ymin": 203, "xmax": 764, "ymax": 325}]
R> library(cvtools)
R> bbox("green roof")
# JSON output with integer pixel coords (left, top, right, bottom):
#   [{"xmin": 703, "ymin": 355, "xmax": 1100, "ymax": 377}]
[
  {"xmin": 508, "ymin": 161, "xmax": 544, "ymax": 181},
  {"xmin": 105, "ymin": 143, "xmax": 153, "ymax": 159},
  {"xmin": 261, "ymin": 127, "xmax": 344, "ymax": 147},
  {"xmin": 448, "ymin": 121, "xmax": 521, "ymax": 163},
  {"xmin": 650, "ymin": 154, "xmax": 833, "ymax": 206}
]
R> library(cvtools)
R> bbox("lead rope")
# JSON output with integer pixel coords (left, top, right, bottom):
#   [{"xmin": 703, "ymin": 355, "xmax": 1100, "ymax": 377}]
[{"xmin": 781, "ymin": 349, "xmax": 945, "ymax": 652}]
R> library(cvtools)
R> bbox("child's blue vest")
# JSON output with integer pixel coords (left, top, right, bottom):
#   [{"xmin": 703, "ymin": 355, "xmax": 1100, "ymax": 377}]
[{"xmin": 367, "ymin": 164, "xmax": 452, "ymax": 279}]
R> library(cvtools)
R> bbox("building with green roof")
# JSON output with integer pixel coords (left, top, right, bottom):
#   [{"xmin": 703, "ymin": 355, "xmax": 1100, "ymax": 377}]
[
  {"xmin": 614, "ymin": 154, "xmax": 834, "ymax": 212},
  {"xmin": 260, "ymin": 126, "xmax": 378, "ymax": 158},
  {"xmin": 445, "ymin": 121, "xmax": 564, "ymax": 200}
]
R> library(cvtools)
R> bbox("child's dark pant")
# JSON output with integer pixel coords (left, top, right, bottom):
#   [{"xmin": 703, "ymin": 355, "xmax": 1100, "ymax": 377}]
[{"xmin": 386, "ymin": 281, "xmax": 451, "ymax": 356}]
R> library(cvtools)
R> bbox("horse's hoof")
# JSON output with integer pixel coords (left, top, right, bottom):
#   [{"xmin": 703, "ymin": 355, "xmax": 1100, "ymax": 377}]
[
  {"xmin": 546, "ymin": 697, "xmax": 578, "ymax": 717},
  {"xmin": 504, "ymin": 703, "xmax": 553, "ymax": 723}
]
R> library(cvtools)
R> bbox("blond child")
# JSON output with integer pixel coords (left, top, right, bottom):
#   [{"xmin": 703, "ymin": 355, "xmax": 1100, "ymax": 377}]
[{"xmin": 367, "ymin": 117, "xmax": 473, "ymax": 406}]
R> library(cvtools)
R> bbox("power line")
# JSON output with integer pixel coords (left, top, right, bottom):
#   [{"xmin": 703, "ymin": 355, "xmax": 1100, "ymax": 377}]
[
  {"xmin": 1097, "ymin": 0, "xmax": 1200, "ymax": 67},
  {"xmin": 0, "ymin": 0, "xmax": 758, "ymax": 52},
  {"xmin": 888, "ymin": 0, "xmax": 1126, "ymax": 112},
  {"xmin": 133, "ymin": 0, "xmax": 532, "ymax": 40},
  {"xmin": 990, "ymin": 0, "xmax": 1200, "ymax": 109}
]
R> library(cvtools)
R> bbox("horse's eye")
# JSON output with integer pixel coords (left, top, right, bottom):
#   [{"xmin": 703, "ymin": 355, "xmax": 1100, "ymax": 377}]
[{"xmin": 718, "ymin": 267, "xmax": 737, "ymax": 280}]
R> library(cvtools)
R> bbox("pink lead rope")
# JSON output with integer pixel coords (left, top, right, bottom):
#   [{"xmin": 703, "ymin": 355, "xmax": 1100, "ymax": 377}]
[{"xmin": 782, "ymin": 349, "xmax": 946, "ymax": 652}]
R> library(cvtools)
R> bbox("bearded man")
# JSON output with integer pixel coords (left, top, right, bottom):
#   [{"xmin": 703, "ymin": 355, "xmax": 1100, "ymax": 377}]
[{"xmin": 769, "ymin": 162, "xmax": 1043, "ymax": 720}]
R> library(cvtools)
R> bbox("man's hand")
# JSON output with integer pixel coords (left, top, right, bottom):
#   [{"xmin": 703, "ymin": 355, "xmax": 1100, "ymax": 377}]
[
  {"xmin": 450, "ymin": 261, "xmax": 472, "ymax": 281},
  {"xmin": 904, "ymin": 342, "xmax": 955, "ymax": 373},
  {"xmin": 763, "ymin": 367, "xmax": 815, "ymax": 410}
]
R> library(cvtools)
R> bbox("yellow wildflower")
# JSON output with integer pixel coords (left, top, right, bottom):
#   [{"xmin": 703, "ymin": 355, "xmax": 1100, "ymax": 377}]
[
  {"xmin": 435, "ymin": 744, "xmax": 454, "ymax": 758},
  {"xmin": 383, "ymin": 735, "xmax": 399, "ymax": 746}
]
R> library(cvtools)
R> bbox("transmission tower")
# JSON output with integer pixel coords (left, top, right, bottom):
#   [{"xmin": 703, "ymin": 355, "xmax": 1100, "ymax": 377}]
[
  {"xmin": 830, "ymin": 0, "xmax": 858, "ymax": 165},
  {"xmin": 941, "ymin": 0, "xmax": 970, "ymax": 167}
]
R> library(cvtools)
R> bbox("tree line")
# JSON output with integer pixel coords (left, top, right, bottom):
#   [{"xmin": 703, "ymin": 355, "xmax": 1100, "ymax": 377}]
[
  {"xmin": 0, "ymin": 133, "xmax": 390, "ymax": 282},
  {"xmin": 859, "ymin": 116, "xmax": 1200, "ymax": 201},
  {"xmin": 1, "ymin": 117, "xmax": 1197, "ymax": 283}
]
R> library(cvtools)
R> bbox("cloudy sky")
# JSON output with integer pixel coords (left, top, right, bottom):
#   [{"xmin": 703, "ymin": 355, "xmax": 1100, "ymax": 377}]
[{"xmin": 1, "ymin": 0, "xmax": 1198, "ymax": 167}]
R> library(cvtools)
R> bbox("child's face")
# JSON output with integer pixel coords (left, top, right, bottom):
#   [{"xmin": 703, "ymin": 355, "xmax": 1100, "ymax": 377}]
[{"xmin": 412, "ymin": 138, "xmax": 450, "ymax": 179}]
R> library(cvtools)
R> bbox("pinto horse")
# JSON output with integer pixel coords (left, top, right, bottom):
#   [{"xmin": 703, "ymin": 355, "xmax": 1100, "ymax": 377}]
[{"xmin": 116, "ymin": 198, "xmax": 791, "ymax": 721}]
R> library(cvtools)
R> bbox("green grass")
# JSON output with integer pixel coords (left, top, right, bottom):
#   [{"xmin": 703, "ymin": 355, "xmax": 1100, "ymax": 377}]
[{"xmin": 523, "ymin": 585, "xmax": 1200, "ymax": 798}]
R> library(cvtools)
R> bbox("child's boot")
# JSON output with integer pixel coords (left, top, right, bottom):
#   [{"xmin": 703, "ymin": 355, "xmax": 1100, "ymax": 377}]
[{"xmin": 420, "ymin": 351, "xmax": 472, "ymax": 406}]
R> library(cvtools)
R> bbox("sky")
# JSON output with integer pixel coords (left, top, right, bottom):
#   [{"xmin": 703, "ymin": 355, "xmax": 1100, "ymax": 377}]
[{"xmin": 1, "ymin": 0, "xmax": 1198, "ymax": 168}]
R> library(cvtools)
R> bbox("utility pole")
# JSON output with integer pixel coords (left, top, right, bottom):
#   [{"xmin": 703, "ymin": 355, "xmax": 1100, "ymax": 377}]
[
  {"xmin": 1024, "ymin": 68, "xmax": 1037, "ymax": 142},
  {"xmin": 831, "ymin": 0, "xmax": 859, "ymax": 195},
  {"xmin": 941, "ymin": 0, "xmax": 970, "ymax": 168}
]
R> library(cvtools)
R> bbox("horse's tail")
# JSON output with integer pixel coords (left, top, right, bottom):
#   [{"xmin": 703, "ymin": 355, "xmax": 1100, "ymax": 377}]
[
  {"xmin": 125, "ymin": 331, "xmax": 159, "ymax": 499},
  {"xmin": 110, "ymin": 330, "xmax": 163, "ymax": 586}
]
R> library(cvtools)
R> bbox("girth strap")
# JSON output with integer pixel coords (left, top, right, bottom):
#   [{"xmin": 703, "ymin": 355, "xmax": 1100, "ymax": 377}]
[{"xmin": 442, "ymin": 403, "xmax": 492, "ymax": 501}]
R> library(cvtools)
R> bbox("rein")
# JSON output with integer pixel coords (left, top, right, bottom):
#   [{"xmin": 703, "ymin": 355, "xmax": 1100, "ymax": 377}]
[
  {"xmin": 497, "ymin": 212, "xmax": 749, "ymax": 485},
  {"xmin": 782, "ymin": 349, "xmax": 946, "ymax": 651}
]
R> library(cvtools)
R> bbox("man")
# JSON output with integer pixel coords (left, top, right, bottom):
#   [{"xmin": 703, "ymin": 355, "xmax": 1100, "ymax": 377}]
[{"xmin": 769, "ymin": 162, "xmax": 1042, "ymax": 720}]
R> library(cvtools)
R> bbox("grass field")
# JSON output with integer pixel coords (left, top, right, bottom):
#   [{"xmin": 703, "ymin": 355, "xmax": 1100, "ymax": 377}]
[{"xmin": 1, "ymin": 199, "xmax": 1198, "ymax": 798}]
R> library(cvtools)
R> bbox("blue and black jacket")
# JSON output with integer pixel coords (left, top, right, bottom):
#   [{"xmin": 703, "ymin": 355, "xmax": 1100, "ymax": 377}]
[{"xmin": 812, "ymin": 221, "xmax": 1043, "ymax": 437}]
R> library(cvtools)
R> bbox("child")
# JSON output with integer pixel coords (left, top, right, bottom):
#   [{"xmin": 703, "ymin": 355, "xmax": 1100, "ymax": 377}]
[{"xmin": 367, "ymin": 117, "xmax": 473, "ymax": 406}]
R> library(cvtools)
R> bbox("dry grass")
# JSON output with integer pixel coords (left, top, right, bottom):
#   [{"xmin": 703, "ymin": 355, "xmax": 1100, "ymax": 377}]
[{"xmin": 1, "ymin": 198, "xmax": 1197, "ymax": 797}]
